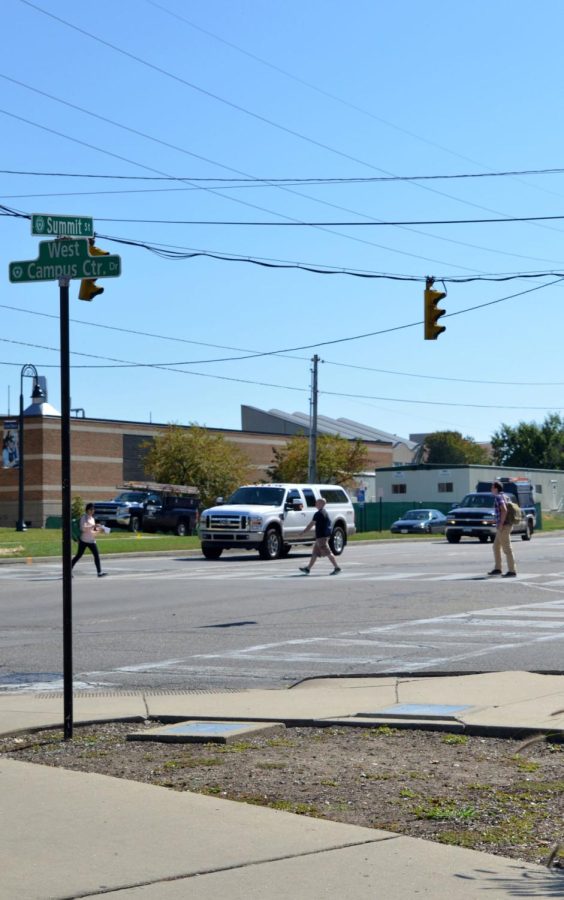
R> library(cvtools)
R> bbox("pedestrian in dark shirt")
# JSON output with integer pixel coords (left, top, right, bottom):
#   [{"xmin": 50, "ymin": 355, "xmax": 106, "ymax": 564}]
[{"xmin": 299, "ymin": 498, "xmax": 342, "ymax": 575}]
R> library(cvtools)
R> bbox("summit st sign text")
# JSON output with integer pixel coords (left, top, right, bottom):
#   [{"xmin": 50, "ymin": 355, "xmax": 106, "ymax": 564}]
[{"xmin": 31, "ymin": 214, "xmax": 94, "ymax": 237}]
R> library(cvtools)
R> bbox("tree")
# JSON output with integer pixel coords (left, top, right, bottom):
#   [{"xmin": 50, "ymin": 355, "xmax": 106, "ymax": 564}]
[
  {"xmin": 424, "ymin": 431, "xmax": 490, "ymax": 465},
  {"xmin": 143, "ymin": 424, "xmax": 250, "ymax": 508},
  {"xmin": 491, "ymin": 413, "xmax": 564, "ymax": 468},
  {"xmin": 267, "ymin": 433, "xmax": 368, "ymax": 486}
]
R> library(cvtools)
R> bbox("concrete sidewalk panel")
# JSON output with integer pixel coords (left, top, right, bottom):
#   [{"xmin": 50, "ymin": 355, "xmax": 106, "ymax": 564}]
[
  {"xmin": 0, "ymin": 693, "xmax": 148, "ymax": 736},
  {"xmin": 89, "ymin": 834, "xmax": 563, "ymax": 900},
  {"xmin": 1, "ymin": 758, "xmax": 393, "ymax": 900}
]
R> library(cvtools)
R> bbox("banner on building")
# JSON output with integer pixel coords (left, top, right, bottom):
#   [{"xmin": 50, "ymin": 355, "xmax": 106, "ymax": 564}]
[{"xmin": 2, "ymin": 419, "xmax": 20, "ymax": 468}]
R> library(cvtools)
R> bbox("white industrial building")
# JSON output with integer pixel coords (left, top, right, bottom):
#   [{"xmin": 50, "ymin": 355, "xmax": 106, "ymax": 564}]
[{"xmin": 374, "ymin": 464, "xmax": 564, "ymax": 512}]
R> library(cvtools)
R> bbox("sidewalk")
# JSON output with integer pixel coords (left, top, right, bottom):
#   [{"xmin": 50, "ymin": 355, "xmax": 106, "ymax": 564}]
[{"xmin": 2, "ymin": 671, "xmax": 563, "ymax": 899}]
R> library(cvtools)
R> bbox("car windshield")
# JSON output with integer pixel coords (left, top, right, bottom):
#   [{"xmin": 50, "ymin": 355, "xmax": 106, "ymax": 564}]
[
  {"xmin": 113, "ymin": 492, "xmax": 147, "ymax": 502},
  {"xmin": 226, "ymin": 487, "xmax": 285, "ymax": 506},
  {"xmin": 404, "ymin": 510, "xmax": 429, "ymax": 520},
  {"xmin": 459, "ymin": 494, "xmax": 494, "ymax": 508}
]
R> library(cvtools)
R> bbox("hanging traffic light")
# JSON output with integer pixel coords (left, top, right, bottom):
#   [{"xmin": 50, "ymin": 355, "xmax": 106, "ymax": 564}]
[
  {"xmin": 424, "ymin": 278, "xmax": 446, "ymax": 340},
  {"xmin": 78, "ymin": 239, "xmax": 109, "ymax": 301}
]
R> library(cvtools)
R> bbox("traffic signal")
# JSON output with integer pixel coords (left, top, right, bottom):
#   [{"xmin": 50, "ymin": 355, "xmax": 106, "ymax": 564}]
[
  {"xmin": 424, "ymin": 282, "xmax": 446, "ymax": 340},
  {"xmin": 78, "ymin": 240, "xmax": 109, "ymax": 301}
]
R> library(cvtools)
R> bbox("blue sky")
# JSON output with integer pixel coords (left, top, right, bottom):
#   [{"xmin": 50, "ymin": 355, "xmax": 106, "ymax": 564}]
[{"xmin": 2, "ymin": 0, "xmax": 564, "ymax": 443}]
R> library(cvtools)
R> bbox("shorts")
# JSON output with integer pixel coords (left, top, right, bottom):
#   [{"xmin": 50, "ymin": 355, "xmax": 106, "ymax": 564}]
[{"xmin": 312, "ymin": 537, "xmax": 331, "ymax": 557}]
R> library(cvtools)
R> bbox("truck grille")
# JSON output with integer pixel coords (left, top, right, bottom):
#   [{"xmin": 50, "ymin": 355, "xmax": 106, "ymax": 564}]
[
  {"xmin": 207, "ymin": 514, "xmax": 247, "ymax": 530},
  {"xmin": 94, "ymin": 504, "xmax": 119, "ymax": 516},
  {"xmin": 451, "ymin": 513, "xmax": 494, "ymax": 525}
]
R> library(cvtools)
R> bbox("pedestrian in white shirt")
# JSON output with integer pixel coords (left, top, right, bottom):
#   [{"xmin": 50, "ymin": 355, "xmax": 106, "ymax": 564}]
[{"xmin": 72, "ymin": 503, "xmax": 107, "ymax": 577}]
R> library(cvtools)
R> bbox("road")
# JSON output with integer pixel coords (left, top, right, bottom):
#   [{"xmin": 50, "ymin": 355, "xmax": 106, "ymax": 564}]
[{"xmin": 1, "ymin": 534, "xmax": 563, "ymax": 693}]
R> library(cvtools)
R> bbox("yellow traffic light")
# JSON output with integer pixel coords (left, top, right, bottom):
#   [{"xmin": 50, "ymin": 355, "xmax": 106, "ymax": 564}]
[
  {"xmin": 424, "ymin": 281, "xmax": 446, "ymax": 340},
  {"xmin": 78, "ymin": 240, "xmax": 109, "ymax": 301}
]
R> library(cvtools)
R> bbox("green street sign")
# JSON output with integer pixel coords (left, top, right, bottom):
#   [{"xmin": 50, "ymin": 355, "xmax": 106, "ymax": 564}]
[
  {"xmin": 31, "ymin": 213, "xmax": 94, "ymax": 237},
  {"xmin": 9, "ymin": 239, "xmax": 121, "ymax": 283}
]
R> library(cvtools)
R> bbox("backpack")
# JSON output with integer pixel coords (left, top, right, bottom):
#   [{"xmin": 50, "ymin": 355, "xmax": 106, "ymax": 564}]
[{"xmin": 505, "ymin": 500, "xmax": 522, "ymax": 526}]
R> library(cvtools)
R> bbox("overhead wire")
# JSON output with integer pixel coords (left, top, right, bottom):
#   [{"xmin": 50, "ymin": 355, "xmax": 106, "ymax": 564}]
[
  {"xmin": 0, "ymin": 107, "xmax": 482, "ymax": 273},
  {"xmin": 144, "ymin": 0, "xmax": 564, "ymax": 205},
  {"xmin": 0, "ymin": 346, "xmax": 561, "ymax": 411},
  {"xmin": 1, "ymin": 277, "xmax": 561, "ymax": 366},
  {"xmin": 17, "ymin": 0, "xmax": 564, "ymax": 249},
  {"xmin": 3, "ymin": 299, "xmax": 564, "ymax": 386},
  {"xmin": 4, "ymin": 165, "xmax": 564, "ymax": 184},
  {"xmin": 3, "ymin": 201, "xmax": 564, "ymax": 283}
]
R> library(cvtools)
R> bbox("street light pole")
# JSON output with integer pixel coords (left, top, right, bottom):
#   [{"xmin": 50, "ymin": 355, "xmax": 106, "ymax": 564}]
[{"xmin": 16, "ymin": 364, "xmax": 44, "ymax": 532}]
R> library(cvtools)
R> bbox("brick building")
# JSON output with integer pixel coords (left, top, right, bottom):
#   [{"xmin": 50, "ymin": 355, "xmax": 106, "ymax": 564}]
[{"xmin": 0, "ymin": 408, "xmax": 394, "ymax": 528}]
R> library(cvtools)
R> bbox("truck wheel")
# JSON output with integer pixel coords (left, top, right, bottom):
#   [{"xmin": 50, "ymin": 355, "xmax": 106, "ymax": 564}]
[
  {"xmin": 202, "ymin": 545, "xmax": 222, "ymax": 560},
  {"xmin": 521, "ymin": 523, "xmax": 532, "ymax": 541},
  {"xmin": 175, "ymin": 520, "xmax": 191, "ymax": 537},
  {"xmin": 259, "ymin": 527, "xmax": 282, "ymax": 560},
  {"xmin": 129, "ymin": 516, "xmax": 141, "ymax": 533},
  {"xmin": 329, "ymin": 525, "xmax": 346, "ymax": 556},
  {"xmin": 446, "ymin": 534, "xmax": 461, "ymax": 543},
  {"xmin": 478, "ymin": 535, "xmax": 488, "ymax": 543},
  {"xmin": 281, "ymin": 543, "xmax": 292, "ymax": 557}
]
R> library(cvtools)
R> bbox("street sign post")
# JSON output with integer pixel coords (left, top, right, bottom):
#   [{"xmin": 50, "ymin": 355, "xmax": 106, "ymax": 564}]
[
  {"xmin": 8, "ymin": 215, "xmax": 122, "ymax": 740},
  {"xmin": 9, "ymin": 239, "xmax": 121, "ymax": 283},
  {"xmin": 31, "ymin": 214, "xmax": 94, "ymax": 237}
]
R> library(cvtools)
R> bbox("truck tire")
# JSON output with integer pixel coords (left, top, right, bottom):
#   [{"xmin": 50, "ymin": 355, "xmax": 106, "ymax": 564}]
[
  {"xmin": 521, "ymin": 522, "xmax": 533, "ymax": 541},
  {"xmin": 129, "ymin": 516, "xmax": 141, "ymax": 533},
  {"xmin": 478, "ymin": 535, "xmax": 488, "ymax": 543},
  {"xmin": 281, "ymin": 543, "xmax": 292, "ymax": 557},
  {"xmin": 175, "ymin": 519, "xmax": 191, "ymax": 537},
  {"xmin": 329, "ymin": 525, "xmax": 346, "ymax": 556},
  {"xmin": 202, "ymin": 545, "xmax": 222, "ymax": 560},
  {"xmin": 446, "ymin": 534, "xmax": 461, "ymax": 543},
  {"xmin": 259, "ymin": 527, "xmax": 282, "ymax": 560}
]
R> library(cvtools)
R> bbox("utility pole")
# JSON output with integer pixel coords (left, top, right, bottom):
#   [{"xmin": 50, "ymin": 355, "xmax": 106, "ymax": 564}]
[{"xmin": 308, "ymin": 354, "xmax": 320, "ymax": 482}]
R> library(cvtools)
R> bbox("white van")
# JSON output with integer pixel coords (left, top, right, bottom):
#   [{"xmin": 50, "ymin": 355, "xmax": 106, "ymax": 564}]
[{"xmin": 200, "ymin": 483, "xmax": 356, "ymax": 560}]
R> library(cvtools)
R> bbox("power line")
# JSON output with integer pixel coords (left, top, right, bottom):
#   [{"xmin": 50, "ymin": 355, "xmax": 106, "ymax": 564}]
[
  {"xmin": 90, "ymin": 214, "xmax": 564, "ymax": 227},
  {"xmin": 4, "ymin": 165, "xmax": 564, "ymax": 183},
  {"xmin": 0, "ymin": 108, "xmax": 481, "ymax": 273},
  {"xmin": 4, "ymin": 300, "xmax": 564, "ymax": 387},
  {"xmin": 0, "ymin": 349, "xmax": 561, "ymax": 411},
  {"xmin": 18, "ymin": 0, "xmax": 564, "ymax": 243},
  {"xmin": 1, "ymin": 278, "xmax": 561, "ymax": 367},
  {"xmin": 3, "ymin": 203, "xmax": 564, "ymax": 283}
]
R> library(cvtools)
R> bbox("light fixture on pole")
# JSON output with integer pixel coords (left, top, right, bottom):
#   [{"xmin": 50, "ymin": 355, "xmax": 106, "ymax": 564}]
[{"xmin": 16, "ymin": 364, "xmax": 45, "ymax": 532}]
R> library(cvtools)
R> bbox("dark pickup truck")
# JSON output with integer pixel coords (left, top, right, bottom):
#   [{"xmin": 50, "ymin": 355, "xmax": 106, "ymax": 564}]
[
  {"xmin": 445, "ymin": 478, "xmax": 536, "ymax": 544},
  {"xmin": 93, "ymin": 488, "xmax": 161, "ymax": 532},
  {"xmin": 142, "ymin": 487, "xmax": 200, "ymax": 536}
]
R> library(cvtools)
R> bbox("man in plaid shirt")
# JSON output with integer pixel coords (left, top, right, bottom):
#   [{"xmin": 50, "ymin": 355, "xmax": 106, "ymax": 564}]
[{"xmin": 488, "ymin": 481, "xmax": 516, "ymax": 578}]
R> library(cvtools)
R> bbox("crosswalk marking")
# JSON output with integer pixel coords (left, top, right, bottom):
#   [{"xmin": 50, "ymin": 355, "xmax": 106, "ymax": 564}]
[{"xmin": 3, "ymin": 561, "xmax": 564, "ymax": 587}]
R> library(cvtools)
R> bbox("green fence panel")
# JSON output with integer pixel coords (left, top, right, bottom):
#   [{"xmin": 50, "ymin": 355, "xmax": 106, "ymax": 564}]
[{"xmin": 353, "ymin": 501, "xmax": 455, "ymax": 533}]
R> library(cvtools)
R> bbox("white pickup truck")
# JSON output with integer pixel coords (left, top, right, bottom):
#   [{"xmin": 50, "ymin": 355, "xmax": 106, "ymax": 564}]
[{"xmin": 200, "ymin": 483, "xmax": 356, "ymax": 560}]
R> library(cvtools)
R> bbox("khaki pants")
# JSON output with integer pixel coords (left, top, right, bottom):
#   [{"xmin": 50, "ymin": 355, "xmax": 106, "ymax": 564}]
[{"xmin": 493, "ymin": 525, "xmax": 516, "ymax": 573}]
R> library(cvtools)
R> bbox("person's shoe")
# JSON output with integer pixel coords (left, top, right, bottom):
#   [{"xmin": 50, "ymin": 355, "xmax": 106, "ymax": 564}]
[
  {"xmin": 98, "ymin": 572, "xmax": 107, "ymax": 578},
  {"xmin": 299, "ymin": 567, "xmax": 310, "ymax": 575},
  {"xmin": 330, "ymin": 567, "xmax": 342, "ymax": 575},
  {"xmin": 502, "ymin": 571, "xmax": 517, "ymax": 578},
  {"xmin": 487, "ymin": 569, "xmax": 502, "ymax": 576}
]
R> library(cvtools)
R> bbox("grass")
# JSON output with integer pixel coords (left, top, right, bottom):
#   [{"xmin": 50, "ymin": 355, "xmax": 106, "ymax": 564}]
[
  {"xmin": 2, "ymin": 514, "xmax": 563, "ymax": 559},
  {"xmin": 0, "ymin": 527, "xmax": 200, "ymax": 559},
  {"xmin": 539, "ymin": 512, "xmax": 564, "ymax": 532}
]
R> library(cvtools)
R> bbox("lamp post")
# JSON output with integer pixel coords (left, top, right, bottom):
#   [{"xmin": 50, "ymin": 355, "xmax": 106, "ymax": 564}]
[{"xmin": 16, "ymin": 364, "xmax": 45, "ymax": 532}]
